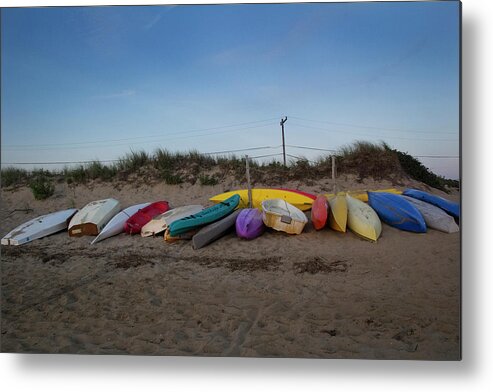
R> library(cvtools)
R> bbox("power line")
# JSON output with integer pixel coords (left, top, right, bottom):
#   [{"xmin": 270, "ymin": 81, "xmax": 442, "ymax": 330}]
[
  {"xmin": 1, "ymin": 150, "xmax": 283, "ymax": 165},
  {"xmin": 289, "ymin": 115, "xmax": 457, "ymax": 135},
  {"xmin": 203, "ymin": 146, "xmax": 281, "ymax": 155},
  {"xmin": 1, "ymin": 146, "xmax": 459, "ymax": 166},
  {"xmin": 286, "ymin": 145, "xmax": 337, "ymax": 152},
  {"xmin": 2, "ymin": 117, "xmax": 279, "ymax": 149},
  {"xmin": 414, "ymin": 155, "xmax": 459, "ymax": 158},
  {"xmin": 288, "ymin": 121, "xmax": 459, "ymax": 142},
  {"xmin": 286, "ymin": 154, "xmax": 317, "ymax": 164},
  {"xmin": 2, "ymin": 159, "xmax": 120, "ymax": 165},
  {"xmin": 249, "ymin": 153, "xmax": 283, "ymax": 159},
  {"xmin": 3, "ymin": 122, "xmax": 279, "ymax": 151},
  {"xmin": 286, "ymin": 145, "xmax": 458, "ymax": 158}
]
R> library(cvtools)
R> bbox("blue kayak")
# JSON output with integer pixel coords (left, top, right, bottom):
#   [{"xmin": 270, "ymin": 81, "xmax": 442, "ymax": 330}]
[
  {"xmin": 402, "ymin": 189, "xmax": 460, "ymax": 219},
  {"xmin": 368, "ymin": 192, "xmax": 427, "ymax": 233},
  {"xmin": 169, "ymin": 194, "xmax": 240, "ymax": 237}
]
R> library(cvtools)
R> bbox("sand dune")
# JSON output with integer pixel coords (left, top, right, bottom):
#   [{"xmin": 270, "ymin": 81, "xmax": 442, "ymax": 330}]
[{"xmin": 0, "ymin": 177, "xmax": 460, "ymax": 359}]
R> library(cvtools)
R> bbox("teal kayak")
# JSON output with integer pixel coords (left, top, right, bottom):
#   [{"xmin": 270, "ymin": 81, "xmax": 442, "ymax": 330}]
[{"xmin": 169, "ymin": 194, "xmax": 240, "ymax": 236}]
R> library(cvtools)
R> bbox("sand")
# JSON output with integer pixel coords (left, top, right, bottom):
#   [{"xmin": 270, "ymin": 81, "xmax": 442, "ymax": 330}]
[{"xmin": 0, "ymin": 176, "xmax": 460, "ymax": 359}]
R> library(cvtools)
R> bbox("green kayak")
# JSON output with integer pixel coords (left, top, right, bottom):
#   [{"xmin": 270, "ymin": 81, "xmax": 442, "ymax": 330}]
[{"xmin": 169, "ymin": 194, "xmax": 240, "ymax": 236}]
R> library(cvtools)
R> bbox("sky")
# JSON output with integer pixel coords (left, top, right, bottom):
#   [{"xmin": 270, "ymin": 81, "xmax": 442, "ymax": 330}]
[{"xmin": 1, "ymin": 1, "xmax": 460, "ymax": 179}]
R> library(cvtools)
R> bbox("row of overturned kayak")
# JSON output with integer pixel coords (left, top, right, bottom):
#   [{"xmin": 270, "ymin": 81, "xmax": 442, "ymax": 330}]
[
  {"xmin": 1, "ymin": 187, "xmax": 459, "ymax": 248},
  {"xmin": 309, "ymin": 189, "xmax": 459, "ymax": 242}
]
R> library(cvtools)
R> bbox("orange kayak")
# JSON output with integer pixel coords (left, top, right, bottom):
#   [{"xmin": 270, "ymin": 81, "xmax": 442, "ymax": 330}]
[{"xmin": 311, "ymin": 195, "xmax": 329, "ymax": 230}]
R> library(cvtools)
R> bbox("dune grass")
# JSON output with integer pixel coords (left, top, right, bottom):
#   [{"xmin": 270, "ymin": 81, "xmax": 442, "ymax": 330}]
[
  {"xmin": 1, "ymin": 167, "xmax": 30, "ymax": 187},
  {"xmin": 335, "ymin": 141, "xmax": 403, "ymax": 181},
  {"xmin": 383, "ymin": 144, "xmax": 459, "ymax": 192},
  {"xmin": 1, "ymin": 143, "xmax": 459, "ymax": 192},
  {"xmin": 116, "ymin": 150, "xmax": 150, "ymax": 172}
]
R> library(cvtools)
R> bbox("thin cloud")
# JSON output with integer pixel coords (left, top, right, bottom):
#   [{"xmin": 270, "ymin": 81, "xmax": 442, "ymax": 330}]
[
  {"xmin": 144, "ymin": 6, "xmax": 177, "ymax": 31},
  {"xmin": 208, "ymin": 11, "xmax": 325, "ymax": 67},
  {"xmin": 94, "ymin": 89, "xmax": 136, "ymax": 99}
]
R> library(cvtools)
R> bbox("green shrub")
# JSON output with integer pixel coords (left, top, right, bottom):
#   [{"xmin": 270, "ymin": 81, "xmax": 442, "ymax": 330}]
[
  {"xmin": 85, "ymin": 161, "xmax": 117, "ymax": 181},
  {"xmin": 29, "ymin": 175, "xmax": 55, "ymax": 200},
  {"xmin": 384, "ymin": 145, "xmax": 458, "ymax": 192},
  {"xmin": 199, "ymin": 174, "xmax": 219, "ymax": 186},
  {"xmin": 160, "ymin": 170, "xmax": 183, "ymax": 185}
]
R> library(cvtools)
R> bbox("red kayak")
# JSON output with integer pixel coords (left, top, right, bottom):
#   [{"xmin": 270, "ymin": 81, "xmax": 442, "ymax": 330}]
[
  {"xmin": 311, "ymin": 195, "xmax": 329, "ymax": 230},
  {"xmin": 277, "ymin": 188, "xmax": 316, "ymax": 200},
  {"xmin": 124, "ymin": 201, "xmax": 170, "ymax": 234}
]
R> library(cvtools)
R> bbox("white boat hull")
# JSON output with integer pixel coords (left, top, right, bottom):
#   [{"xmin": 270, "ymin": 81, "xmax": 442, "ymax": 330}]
[
  {"xmin": 402, "ymin": 196, "xmax": 459, "ymax": 233},
  {"xmin": 1, "ymin": 208, "xmax": 78, "ymax": 246},
  {"xmin": 68, "ymin": 198, "xmax": 120, "ymax": 237},
  {"xmin": 261, "ymin": 199, "xmax": 307, "ymax": 235},
  {"xmin": 91, "ymin": 202, "xmax": 151, "ymax": 244},
  {"xmin": 141, "ymin": 205, "xmax": 203, "ymax": 237}
]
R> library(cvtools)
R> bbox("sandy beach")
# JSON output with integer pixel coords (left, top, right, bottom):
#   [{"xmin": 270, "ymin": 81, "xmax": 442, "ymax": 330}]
[{"xmin": 0, "ymin": 176, "xmax": 460, "ymax": 359}]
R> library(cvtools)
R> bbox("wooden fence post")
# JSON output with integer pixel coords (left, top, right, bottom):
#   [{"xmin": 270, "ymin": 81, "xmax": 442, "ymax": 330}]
[
  {"xmin": 246, "ymin": 155, "xmax": 252, "ymax": 208},
  {"xmin": 332, "ymin": 155, "xmax": 336, "ymax": 194}
]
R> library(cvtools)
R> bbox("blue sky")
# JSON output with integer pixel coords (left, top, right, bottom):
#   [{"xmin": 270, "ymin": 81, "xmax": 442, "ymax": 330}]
[{"xmin": 1, "ymin": 1, "xmax": 460, "ymax": 178}]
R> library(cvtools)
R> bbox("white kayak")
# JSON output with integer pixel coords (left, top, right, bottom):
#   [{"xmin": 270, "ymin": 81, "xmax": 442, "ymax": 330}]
[
  {"xmin": 141, "ymin": 205, "xmax": 203, "ymax": 237},
  {"xmin": 402, "ymin": 196, "xmax": 459, "ymax": 233},
  {"xmin": 1, "ymin": 208, "xmax": 78, "ymax": 246},
  {"xmin": 69, "ymin": 198, "xmax": 120, "ymax": 237},
  {"xmin": 91, "ymin": 202, "xmax": 151, "ymax": 244},
  {"xmin": 346, "ymin": 194, "xmax": 382, "ymax": 241},
  {"xmin": 261, "ymin": 198, "xmax": 308, "ymax": 235}
]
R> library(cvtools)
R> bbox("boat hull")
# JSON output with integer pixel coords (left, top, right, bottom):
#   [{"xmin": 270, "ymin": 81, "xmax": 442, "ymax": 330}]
[
  {"xmin": 69, "ymin": 198, "xmax": 120, "ymax": 237},
  {"xmin": 311, "ymin": 195, "xmax": 328, "ymax": 230},
  {"xmin": 210, "ymin": 188, "xmax": 314, "ymax": 211},
  {"xmin": 346, "ymin": 194, "xmax": 382, "ymax": 241},
  {"xmin": 402, "ymin": 196, "xmax": 459, "ymax": 233},
  {"xmin": 164, "ymin": 228, "xmax": 197, "ymax": 242},
  {"xmin": 403, "ymin": 189, "xmax": 459, "ymax": 219},
  {"xmin": 325, "ymin": 188, "xmax": 402, "ymax": 202},
  {"xmin": 2, "ymin": 208, "xmax": 78, "ymax": 246},
  {"xmin": 192, "ymin": 209, "xmax": 241, "ymax": 249},
  {"xmin": 277, "ymin": 188, "xmax": 317, "ymax": 200},
  {"xmin": 141, "ymin": 205, "xmax": 203, "ymax": 237},
  {"xmin": 328, "ymin": 195, "xmax": 347, "ymax": 232},
  {"xmin": 169, "ymin": 194, "xmax": 240, "ymax": 236},
  {"xmin": 261, "ymin": 199, "xmax": 308, "ymax": 235},
  {"xmin": 91, "ymin": 202, "xmax": 151, "ymax": 244},
  {"xmin": 368, "ymin": 192, "xmax": 426, "ymax": 233},
  {"xmin": 236, "ymin": 208, "xmax": 265, "ymax": 240},
  {"xmin": 124, "ymin": 201, "xmax": 170, "ymax": 234}
]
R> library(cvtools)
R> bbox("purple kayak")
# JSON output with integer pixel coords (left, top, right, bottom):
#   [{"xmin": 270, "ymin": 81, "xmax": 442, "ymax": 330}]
[{"xmin": 236, "ymin": 208, "xmax": 265, "ymax": 240}]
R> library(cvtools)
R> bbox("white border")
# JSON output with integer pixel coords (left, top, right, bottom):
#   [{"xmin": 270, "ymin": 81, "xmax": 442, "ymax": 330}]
[{"xmin": 2, "ymin": 0, "xmax": 492, "ymax": 391}]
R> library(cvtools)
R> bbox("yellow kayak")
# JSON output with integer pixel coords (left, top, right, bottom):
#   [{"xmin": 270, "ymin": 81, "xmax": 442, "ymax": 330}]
[
  {"xmin": 210, "ymin": 189, "xmax": 314, "ymax": 211},
  {"xmin": 327, "ymin": 195, "xmax": 347, "ymax": 232},
  {"xmin": 346, "ymin": 194, "xmax": 382, "ymax": 242},
  {"xmin": 325, "ymin": 188, "xmax": 402, "ymax": 202}
]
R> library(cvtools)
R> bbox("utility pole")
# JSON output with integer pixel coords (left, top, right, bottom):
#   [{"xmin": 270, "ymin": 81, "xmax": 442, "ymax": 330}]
[{"xmin": 280, "ymin": 116, "xmax": 287, "ymax": 166}]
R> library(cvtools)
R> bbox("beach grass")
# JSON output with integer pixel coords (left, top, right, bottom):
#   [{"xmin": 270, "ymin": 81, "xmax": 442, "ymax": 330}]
[
  {"xmin": 335, "ymin": 141, "xmax": 403, "ymax": 182},
  {"xmin": 383, "ymin": 144, "xmax": 459, "ymax": 191},
  {"xmin": 1, "ymin": 167, "xmax": 30, "ymax": 187},
  {"xmin": 1, "ymin": 142, "xmax": 459, "ymax": 192}
]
